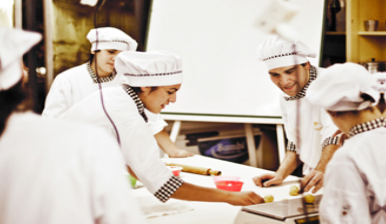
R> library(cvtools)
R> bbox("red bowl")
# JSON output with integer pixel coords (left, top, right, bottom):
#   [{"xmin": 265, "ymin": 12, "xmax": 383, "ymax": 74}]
[
  {"xmin": 215, "ymin": 180, "xmax": 244, "ymax": 192},
  {"xmin": 169, "ymin": 166, "xmax": 183, "ymax": 176}
]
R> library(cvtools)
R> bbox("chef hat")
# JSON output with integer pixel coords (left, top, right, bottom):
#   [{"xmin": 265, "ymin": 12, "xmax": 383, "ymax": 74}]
[
  {"xmin": 306, "ymin": 63, "xmax": 375, "ymax": 112},
  {"xmin": 0, "ymin": 27, "xmax": 42, "ymax": 91},
  {"xmin": 256, "ymin": 35, "xmax": 317, "ymax": 70},
  {"xmin": 115, "ymin": 51, "xmax": 183, "ymax": 87},
  {"xmin": 87, "ymin": 27, "xmax": 138, "ymax": 52}
]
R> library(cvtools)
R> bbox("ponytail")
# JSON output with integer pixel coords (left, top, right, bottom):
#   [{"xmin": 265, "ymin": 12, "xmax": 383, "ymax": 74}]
[
  {"xmin": 0, "ymin": 80, "xmax": 26, "ymax": 137},
  {"xmin": 378, "ymin": 93, "xmax": 386, "ymax": 113}
]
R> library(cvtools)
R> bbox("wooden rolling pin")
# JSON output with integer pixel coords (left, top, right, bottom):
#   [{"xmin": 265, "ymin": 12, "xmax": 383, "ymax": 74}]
[{"xmin": 166, "ymin": 163, "xmax": 222, "ymax": 176}]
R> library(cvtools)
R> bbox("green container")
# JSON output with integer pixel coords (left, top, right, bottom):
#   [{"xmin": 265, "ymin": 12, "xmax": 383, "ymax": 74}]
[{"xmin": 128, "ymin": 174, "xmax": 137, "ymax": 188}]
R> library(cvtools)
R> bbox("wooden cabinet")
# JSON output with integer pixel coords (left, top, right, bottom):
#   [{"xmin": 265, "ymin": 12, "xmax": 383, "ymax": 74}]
[
  {"xmin": 322, "ymin": 0, "xmax": 346, "ymax": 67},
  {"xmin": 347, "ymin": 0, "xmax": 386, "ymax": 63}
]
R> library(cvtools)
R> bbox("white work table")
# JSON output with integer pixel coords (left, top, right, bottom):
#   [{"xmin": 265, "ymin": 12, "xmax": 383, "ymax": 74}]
[{"xmin": 132, "ymin": 155, "xmax": 322, "ymax": 224}]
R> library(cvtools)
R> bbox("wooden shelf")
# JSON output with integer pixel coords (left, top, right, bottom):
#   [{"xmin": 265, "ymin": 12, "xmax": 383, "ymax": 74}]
[
  {"xmin": 347, "ymin": 0, "xmax": 386, "ymax": 62},
  {"xmin": 358, "ymin": 31, "xmax": 386, "ymax": 36},
  {"xmin": 325, "ymin": 31, "xmax": 346, "ymax": 35}
]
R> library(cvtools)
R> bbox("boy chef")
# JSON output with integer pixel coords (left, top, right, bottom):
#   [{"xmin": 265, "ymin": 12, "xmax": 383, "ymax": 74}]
[{"xmin": 253, "ymin": 36, "xmax": 339, "ymax": 193}]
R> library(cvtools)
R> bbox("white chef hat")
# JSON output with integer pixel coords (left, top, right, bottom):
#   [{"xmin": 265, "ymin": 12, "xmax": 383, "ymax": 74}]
[
  {"xmin": 87, "ymin": 27, "xmax": 138, "ymax": 52},
  {"xmin": 256, "ymin": 35, "xmax": 317, "ymax": 70},
  {"xmin": 115, "ymin": 51, "xmax": 183, "ymax": 87},
  {"xmin": 0, "ymin": 27, "xmax": 42, "ymax": 91},
  {"xmin": 306, "ymin": 63, "xmax": 375, "ymax": 112}
]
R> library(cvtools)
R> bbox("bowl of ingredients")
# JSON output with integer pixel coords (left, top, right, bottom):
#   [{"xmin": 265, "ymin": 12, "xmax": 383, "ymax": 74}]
[{"xmin": 213, "ymin": 176, "xmax": 243, "ymax": 192}]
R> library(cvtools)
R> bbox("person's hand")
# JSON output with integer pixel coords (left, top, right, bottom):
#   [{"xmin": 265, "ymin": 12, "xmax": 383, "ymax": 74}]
[
  {"xmin": 227, "ymin": 191, "xmax": 265, "ymax": 206},
  {"xmin": 252, "ymin": 173, "xmax": 284, "ymax": 187},
  {"xmin": 168, "ymin": 148, "xmax": 194, "ymax": 158},
  {"xmin": 299, "ymin": 170, "xmax": 323, "ymax": 194}
]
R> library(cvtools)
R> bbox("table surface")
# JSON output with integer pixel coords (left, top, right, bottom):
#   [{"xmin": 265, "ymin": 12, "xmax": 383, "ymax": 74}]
[{"xmin": 132, "ymin": 155, "xmax": 322, "ymax": 224}]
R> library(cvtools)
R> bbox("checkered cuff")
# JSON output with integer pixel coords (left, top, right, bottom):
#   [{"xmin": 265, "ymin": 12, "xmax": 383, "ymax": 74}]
[
  {"xmin": 286, "ymin": 141, "xmax": 296, "ymax": 152},
  {"xmin": 321, "ymin": 136, "xmax": 340, "ymax": 149},
  {"xmin": 348, "ymin": 118, "xmax": 386, "ymax": 138},
  {"xmin": 154, "ymin": 175, "xmax": 184, "ymax": 203}
]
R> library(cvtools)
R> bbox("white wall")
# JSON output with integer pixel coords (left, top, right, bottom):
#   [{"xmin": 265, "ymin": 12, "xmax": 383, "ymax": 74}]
[{"xmin": 147, "ymin": 0, "xmax": 325, "ymax": 118}]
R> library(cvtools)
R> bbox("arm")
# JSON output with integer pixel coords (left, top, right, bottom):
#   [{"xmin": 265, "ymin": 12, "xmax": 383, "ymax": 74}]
[
  {"xmin": 123, "ymin": 119, "xmax": 263, "ymax": 206},
  {"xmin": 253, "ymin": 151, "xmax": 302, "ymax": 187},
  {"xmin": 300, "ymin": 109, "xmax": 340, "ymax": 193},
  {"xmin": 145, "ymin": 110, "xmax": 194, "ymax": 158},
  {"xmin": 154, "ymin": 129, "xmax": 194, "ymax": 158},
  {"xmin": 300, "ymin": 144, "xmax": 340, "ymax": 193},
  {"xmin": 253, "ymin": 96, "xmax": 302, "ymax": 187},
  {"xmin": 172, "ymin": 182, "xmax": 264, "ymax": 206},
  {"xmin": 129, "ymin": 162, "xmax": 264, "ymax": 206}
]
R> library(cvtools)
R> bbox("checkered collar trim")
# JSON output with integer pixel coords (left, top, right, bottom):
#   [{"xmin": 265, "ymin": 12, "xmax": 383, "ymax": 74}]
[
  {"xmin": 284, "ymin": 65, "xmax": 317, "ymax": 101},
  {"xmin": 348, "ymin": 118, "xmax": 386, "ymax": 138},
  {"xmin": 122, "ymin": 84, "xmax": 148, "ymax": 122},
  {"xmin": 87, "ymin": 61, "xmax": 117, "ymax": 84}
]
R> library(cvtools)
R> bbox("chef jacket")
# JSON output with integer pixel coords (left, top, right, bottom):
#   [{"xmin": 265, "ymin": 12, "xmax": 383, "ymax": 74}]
[
  {"xmin": 320, "ymin": 118, "xmax": 386, "ymax": 224},
  {"xmin": 280, "ymin": 66, "xmax": 338, "ymax": 174},
  {"xmin": 62, "ymin": 85, "xmax": 183, "ymax": 202},
  {"xmin": 0, "ymin": 112, "xmax": 145, "ymax": 224},
  {"xmin": 42, "ymin": 62, "xmax": 167, "ymax": 134}
]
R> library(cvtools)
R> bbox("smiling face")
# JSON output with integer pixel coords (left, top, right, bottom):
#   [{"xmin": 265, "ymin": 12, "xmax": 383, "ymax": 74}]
[
  {"xmin": 268, "ymin": 63, "xmax": 311, "ymax": 97},
  {"xmin": 138, "ymin": 84, "xmax": 182, "ymax": 114},
  {"xmin": 91, "ymin": 49, "xmax": 122, "ymax": 77}
]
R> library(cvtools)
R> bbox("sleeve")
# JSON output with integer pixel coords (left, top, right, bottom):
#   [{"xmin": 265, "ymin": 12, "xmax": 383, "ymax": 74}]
[
  {"xmin": 118, "ymin": 112, "xmax": 183, "ymax": 203},
  {"xmin": 145, "ymin": 109, "xmax": 168, "ymax": 135},
  {"xmin": 280, "ymin": 96, "xmax": 297, "ymax": 153},
  {"xmin": 42, "ymin": 75, "xmax": 73, "ymax": 119},
  {"xmin": 320, "ymin": 109, "xmax": 339, "ymax": 149},
  {"xmin": 87, "ymin": 128, "xmax": 147, "ymax": 224},
  {"xmin": 319, "ymin": 155, "xmax": 371, "ymax": 224}
]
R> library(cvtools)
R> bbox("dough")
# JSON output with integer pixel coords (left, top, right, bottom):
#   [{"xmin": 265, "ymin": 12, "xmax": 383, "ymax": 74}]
[
  {"xmin": 303, "ymin": 194, "xmax": 315, "ymax": 203},
  {"xmin": 289, "ymin": 185, "xmax": 299, "ymax": 196},
  {"xmin": 263, "ymin": 195, "xmax": 274, "ymax": 203}
]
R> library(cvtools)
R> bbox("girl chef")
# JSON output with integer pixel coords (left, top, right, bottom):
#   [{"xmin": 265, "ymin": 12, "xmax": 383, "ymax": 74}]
[
  {"xmin": 62, "ymin": 50, "xmax": 265, "ymax": 205},
  {"xmin": 307, "ymin": 63, "xmax": 386, "ymax": 223},
  {"xmin": 43, "ymin": 27, "xmax": 193, "ymax": 158}
]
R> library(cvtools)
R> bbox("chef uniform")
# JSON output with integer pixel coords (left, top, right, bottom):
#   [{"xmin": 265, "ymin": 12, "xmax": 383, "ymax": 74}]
[
  {"xmin": 307, "ymin": 63, "xmax": 386, "ymax": 224},
  {"xmin": 62, "ymin": 51, "xmax": 184, "ymax": 202},
  {"xmin": 0, "ymin": 27, "xmax": 145, "ymax": 224},
  {"xmin": 42, "ymin": 27, "xmax": 167, "ymax": 134},
  {"xmin": 257, "ymin": 36, "xmax": 338, "ymax": 174}
]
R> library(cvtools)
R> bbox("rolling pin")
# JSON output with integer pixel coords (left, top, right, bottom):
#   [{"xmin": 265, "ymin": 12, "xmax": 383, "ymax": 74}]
[{"xmin": 166, "ymin": 163, "xmax": 222, "ymax": 176}]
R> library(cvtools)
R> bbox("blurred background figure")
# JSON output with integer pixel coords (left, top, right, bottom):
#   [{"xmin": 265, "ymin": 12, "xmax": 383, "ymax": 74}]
[{"xmin": 0, "ymin": 27, "xmax": 145, "ymax": 224}]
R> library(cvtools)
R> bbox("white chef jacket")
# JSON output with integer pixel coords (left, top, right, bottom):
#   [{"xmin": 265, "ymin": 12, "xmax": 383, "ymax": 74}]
[
  {"xmin": 0, "ymin": 112, "xmax": 146, "ymax": 224},
  {"xmin": 280, "ymin": 66, "xmax": 338, "ymax": 173},
  {"xmin": 320, "ymin": 119, "xmax": 386, "ymax": 224},
  {"xmin": 61, "ymin": 85, "xmax": 183, "ymax": 202},
  {"xmin": 42, "ymin": 63, "xmax": 167, "ymax": 134}
]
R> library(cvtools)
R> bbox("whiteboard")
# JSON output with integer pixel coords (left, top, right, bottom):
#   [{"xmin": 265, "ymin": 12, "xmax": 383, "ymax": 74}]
[{"xmin": 146, "ymin": 0, "xmax": 325, "ymax": 120}]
